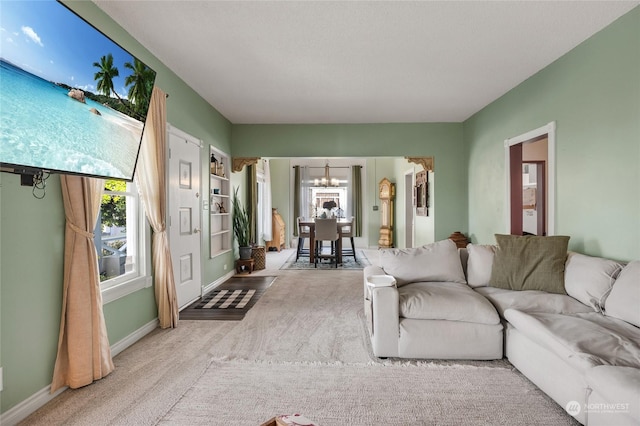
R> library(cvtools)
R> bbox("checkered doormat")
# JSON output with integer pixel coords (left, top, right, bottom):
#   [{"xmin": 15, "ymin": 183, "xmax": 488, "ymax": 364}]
[
  {"xmin": 195, "ymin": 289, "xmax": 256, "ymax": 310},
  {"xmin": 180, "ymin": 276, "xmax": 276, "ymax": 320}
]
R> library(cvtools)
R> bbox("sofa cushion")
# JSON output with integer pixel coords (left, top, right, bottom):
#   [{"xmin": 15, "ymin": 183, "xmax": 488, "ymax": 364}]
[
  {"xmin": 379, "ymin": 239, "xmax": 466, "ymax": 287},
  {"xmin": 475, "ymin": 286, "xmax": 593, "ymax": 317},
  {"xmin": 505, "ymin": 309, "xmax": 640, "ymax": 373},
  {"xmin": 489, "ymin": 234, "xmax": 569, "ymax": 294},
  {"xmin": 585, "ymin": 366, "xmax": 640, "ymax": 422},
  {"xmin": 605, "ymin": 260, "xmax": 640, "ymax": 327},
  {"xmin": 466, "ymin": 244, "xmax": 496, "ymax": 288},
  {"xmin": 398, "ymin": 281, "xmax": 500, "ymax": 325},
  {"xmin": 564, "ymin": 252, "xmax": 623, "ymax": 312}
]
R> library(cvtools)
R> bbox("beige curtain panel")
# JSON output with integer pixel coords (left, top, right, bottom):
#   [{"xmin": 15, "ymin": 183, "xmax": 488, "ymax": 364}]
[
  {"xmin": 51, "ymin": 175, "xmax": 114, "ymax": 392},
  {"xmin": 136, "ymin": 86, "xmax": 178, "ymax": 329}
]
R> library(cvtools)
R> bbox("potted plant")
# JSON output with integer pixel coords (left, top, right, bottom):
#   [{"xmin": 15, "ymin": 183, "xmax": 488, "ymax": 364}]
[{"xmin": 232, "ymin": 187, "xmax": 252, "ymax": 260}]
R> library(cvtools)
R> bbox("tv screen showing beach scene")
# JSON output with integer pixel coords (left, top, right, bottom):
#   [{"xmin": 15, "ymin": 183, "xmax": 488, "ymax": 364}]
[{"xmin": 0, "ymin": 0, "xmax": 157, "ymax": 181}]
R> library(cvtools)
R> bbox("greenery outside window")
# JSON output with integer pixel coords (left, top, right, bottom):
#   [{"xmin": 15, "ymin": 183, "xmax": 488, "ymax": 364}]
[{"xmin": 95, "ymin": 179, "xmax": 151, "ymax": 303}]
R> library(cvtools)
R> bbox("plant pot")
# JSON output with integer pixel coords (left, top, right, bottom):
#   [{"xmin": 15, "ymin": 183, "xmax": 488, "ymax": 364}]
[{"xmin": 239, "ymin": 246, "xmax": 252, "ymax": 260}]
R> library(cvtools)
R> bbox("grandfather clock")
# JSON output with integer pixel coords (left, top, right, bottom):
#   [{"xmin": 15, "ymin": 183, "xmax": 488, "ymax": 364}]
[{"xmin": 378, "ymin": 177, "xmax": 395, "ymax": 248}]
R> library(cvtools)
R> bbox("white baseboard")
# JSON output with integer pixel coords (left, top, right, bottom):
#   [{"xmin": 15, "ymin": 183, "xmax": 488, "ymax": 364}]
[
  {"xmin": 0, "ymin": 318, "xmax": 159, "ymax": 426},
  {"xmin": 0, "ymin": 384, "xmax": 67, "ymax": 426},
  {"xmin": 110, "ymin": 318, "xmax": 159, "ymax": 357},
  {"xmin": 202, "ymin": 270, "xmax": 235, "ymax": 295}
]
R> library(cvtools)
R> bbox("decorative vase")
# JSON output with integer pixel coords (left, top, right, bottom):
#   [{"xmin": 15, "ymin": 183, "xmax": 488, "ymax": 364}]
[{"xmin": 239, "ymin": 246, "xmax": 252, "ymax": 260}]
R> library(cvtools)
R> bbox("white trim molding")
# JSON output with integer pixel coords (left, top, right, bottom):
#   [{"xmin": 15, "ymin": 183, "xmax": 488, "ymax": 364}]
[
  {"xmin": 110, "ymin": 319, "xmax": 159, "ymax": 357},
  {"xmin": 102, "ymin": 275, "xmax": 153, "ymax": 305},
  {"xmin": 167, "ymin": 123, "xmax": 203, "ymax": 148},
  {"xmin": 504, "ymin": 121, "xmax": 556, "ymax": 235},
  {"xmin": 202, "ymin": 269, "xmax": 235, "ymax": 296},
  {"xmin": 0, "ymin": 385, "xmax": 67, "ymax": 426}
]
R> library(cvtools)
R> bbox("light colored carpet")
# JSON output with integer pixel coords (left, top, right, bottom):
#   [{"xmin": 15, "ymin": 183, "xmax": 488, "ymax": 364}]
[
  {"xmin": 160, "ymin": 360, "xmax": 574, "ymax": 426},
  {"xmin": 208, "ymin": 270, "xmax": 373, "ymax": 364},
  {"xmin": 20, "ymin": 268, "xmax": 578, "ymax": 426}
]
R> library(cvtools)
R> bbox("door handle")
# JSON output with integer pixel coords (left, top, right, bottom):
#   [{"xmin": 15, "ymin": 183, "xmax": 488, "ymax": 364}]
[{"xmin": 194, "ymin": 228, "xmax": 201, "ymax": 233}]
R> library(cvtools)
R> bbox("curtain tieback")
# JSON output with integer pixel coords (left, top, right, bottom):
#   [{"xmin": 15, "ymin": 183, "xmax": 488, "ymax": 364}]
[
  {"xmin": 66, "ymin": 219, "xmax": 94, "ymax": 239},
  {"xmin": 153, "ymin": 226, "xmax": 166, "ymax": 234}
]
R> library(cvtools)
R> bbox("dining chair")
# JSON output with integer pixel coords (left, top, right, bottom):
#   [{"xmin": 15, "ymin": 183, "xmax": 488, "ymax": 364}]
[
  {"xmin": 339, "ymin": 216, "xmax": 357, "ymax": 261},
  {"xmin": 314, "ymin": 218, "xmax": 339, "ymax": 268},
  {"xmin": 296, "ymin": 217, "xmax": 310, "ymax": 261}
]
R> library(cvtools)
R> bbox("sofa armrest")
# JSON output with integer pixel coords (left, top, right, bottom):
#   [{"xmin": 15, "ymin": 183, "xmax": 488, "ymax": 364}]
[
  {"xmin": 370, "ymin": 285, "xmax": 400, "ymax": 358},
  {"xmin": 367, "ymin": 275, "xmax": 397, "ymax": 288},
  {"xmin": 363, "ymin": 265, "xmax": 386, "ymax": 299}
]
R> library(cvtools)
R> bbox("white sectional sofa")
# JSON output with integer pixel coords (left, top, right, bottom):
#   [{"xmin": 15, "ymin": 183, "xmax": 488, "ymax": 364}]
[{"xmin": 363, "ymin": 237, "xmax": 640, "ymax": 426}]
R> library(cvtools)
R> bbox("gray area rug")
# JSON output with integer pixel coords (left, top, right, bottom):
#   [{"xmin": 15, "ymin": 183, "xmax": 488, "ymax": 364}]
[
  {"xmin": 21, "ymin": 269, "xmax": 578, "ymax": 426},
  {"xmin": 280, "ymin": 249, "xmax": 371, "ymax": 270},
  {"xmin": 161, "ymin": 360, "xmax": 575, "ymax": 426}
]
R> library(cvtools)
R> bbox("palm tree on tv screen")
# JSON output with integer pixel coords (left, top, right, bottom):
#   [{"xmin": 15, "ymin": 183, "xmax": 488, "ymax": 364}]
[
  {"xmin": 93, "ymin": 53, "xmax": 120, "ymax": 99},
  {"xmin": 93, "ymin": 53, "xmax": 135, "ymax": 117},
  {"xmin": 124, "ymin": 58, "xmax": 154, "ymax": 118}
]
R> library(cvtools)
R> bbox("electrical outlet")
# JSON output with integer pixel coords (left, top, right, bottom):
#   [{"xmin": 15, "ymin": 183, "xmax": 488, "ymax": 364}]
[{"xmin": 223, "ymin": 264, "xmax": 227, "ymax": 270}]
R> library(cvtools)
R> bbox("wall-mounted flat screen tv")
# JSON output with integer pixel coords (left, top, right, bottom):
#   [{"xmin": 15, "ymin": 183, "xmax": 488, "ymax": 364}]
[{"xmin": 0, "ymin": 0, "xmax": 157, "ymax": 181}]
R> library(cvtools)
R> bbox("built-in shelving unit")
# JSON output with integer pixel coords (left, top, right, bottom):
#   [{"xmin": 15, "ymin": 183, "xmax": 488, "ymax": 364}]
[{"xmin": 210, "ymin": 147, "xmax": 231, "ymax": 258}]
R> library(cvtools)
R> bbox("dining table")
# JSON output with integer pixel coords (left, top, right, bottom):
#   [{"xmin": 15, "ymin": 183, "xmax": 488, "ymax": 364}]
[{"xmin": 299, "ymin": 218, "xmax": 353, "ymax": 264}]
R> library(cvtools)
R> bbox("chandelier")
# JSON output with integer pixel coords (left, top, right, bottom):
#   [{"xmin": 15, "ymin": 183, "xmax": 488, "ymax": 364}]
[{"xmin": 313, "ymin": 163, "xmax": 339, "ymax": 187}]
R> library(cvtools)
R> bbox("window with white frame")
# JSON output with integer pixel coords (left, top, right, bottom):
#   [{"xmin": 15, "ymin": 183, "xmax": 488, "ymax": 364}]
[
  {"xmin": 310, "ymin": 187, "xmax": 348, "ymax": 218},
  {"xmin": 95, "ymin": 179, "xmax": 149, "ymax": 300}
]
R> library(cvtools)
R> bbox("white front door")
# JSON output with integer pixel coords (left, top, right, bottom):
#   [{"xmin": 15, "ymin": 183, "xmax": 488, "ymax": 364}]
[{"xmin": 168, "ymin": 125, "xmax": 202, "ymax": 309}]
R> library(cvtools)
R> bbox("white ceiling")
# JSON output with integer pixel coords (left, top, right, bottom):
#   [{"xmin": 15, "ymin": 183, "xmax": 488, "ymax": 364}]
[{"xmin": 93, "ymin": 1, "xmax": 638, "ymax": 124}]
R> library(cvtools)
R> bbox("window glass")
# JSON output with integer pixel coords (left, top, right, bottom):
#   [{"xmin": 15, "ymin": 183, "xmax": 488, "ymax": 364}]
[
  {"xmin": 310, "ymin": 187, "xmax": 348, "ymax": 218},
  {"xmin": 96, "ymin": 180, "xmax": 141, "ymax": 286}
]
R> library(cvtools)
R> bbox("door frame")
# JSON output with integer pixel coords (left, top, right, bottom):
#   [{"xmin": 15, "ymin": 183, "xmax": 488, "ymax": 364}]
[{"xmin": 504, "ymin": 121, "xmax": 556, "ymax": 236}]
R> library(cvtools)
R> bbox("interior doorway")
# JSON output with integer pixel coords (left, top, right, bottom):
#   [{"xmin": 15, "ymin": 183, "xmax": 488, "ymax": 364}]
[
  {"xmin": 505, "ymin": 122, "xmax": 555, "ymax": 236},
  {"xmin": 522, "ymin": 161, "xmax": 546, "ymax": 235},
  {"xmin": 404, "ymin": 170, "xmax": 415, "ymax": 248}
]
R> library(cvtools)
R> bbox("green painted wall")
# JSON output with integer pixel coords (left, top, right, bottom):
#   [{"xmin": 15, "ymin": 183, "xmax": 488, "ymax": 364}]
[
  {"xmin": 232, "ymin": 123, "xmax": 467, "ymax": 243},
  {"xmin": 0, "ymin": 1, "xmax": 232, "ymax": 413},
  {"xmin": 464, "ymin": 7, "xmax": 640, "ymax": 261},
  {"xmin": 0, "ymin": 174, "xmax": 66, "ymax": 413}
]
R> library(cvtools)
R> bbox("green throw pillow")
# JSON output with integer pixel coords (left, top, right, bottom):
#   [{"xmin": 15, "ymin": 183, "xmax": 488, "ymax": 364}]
[{"xmin": 489, "ymin": 234, "xmax": 570, "ymax": 294}]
